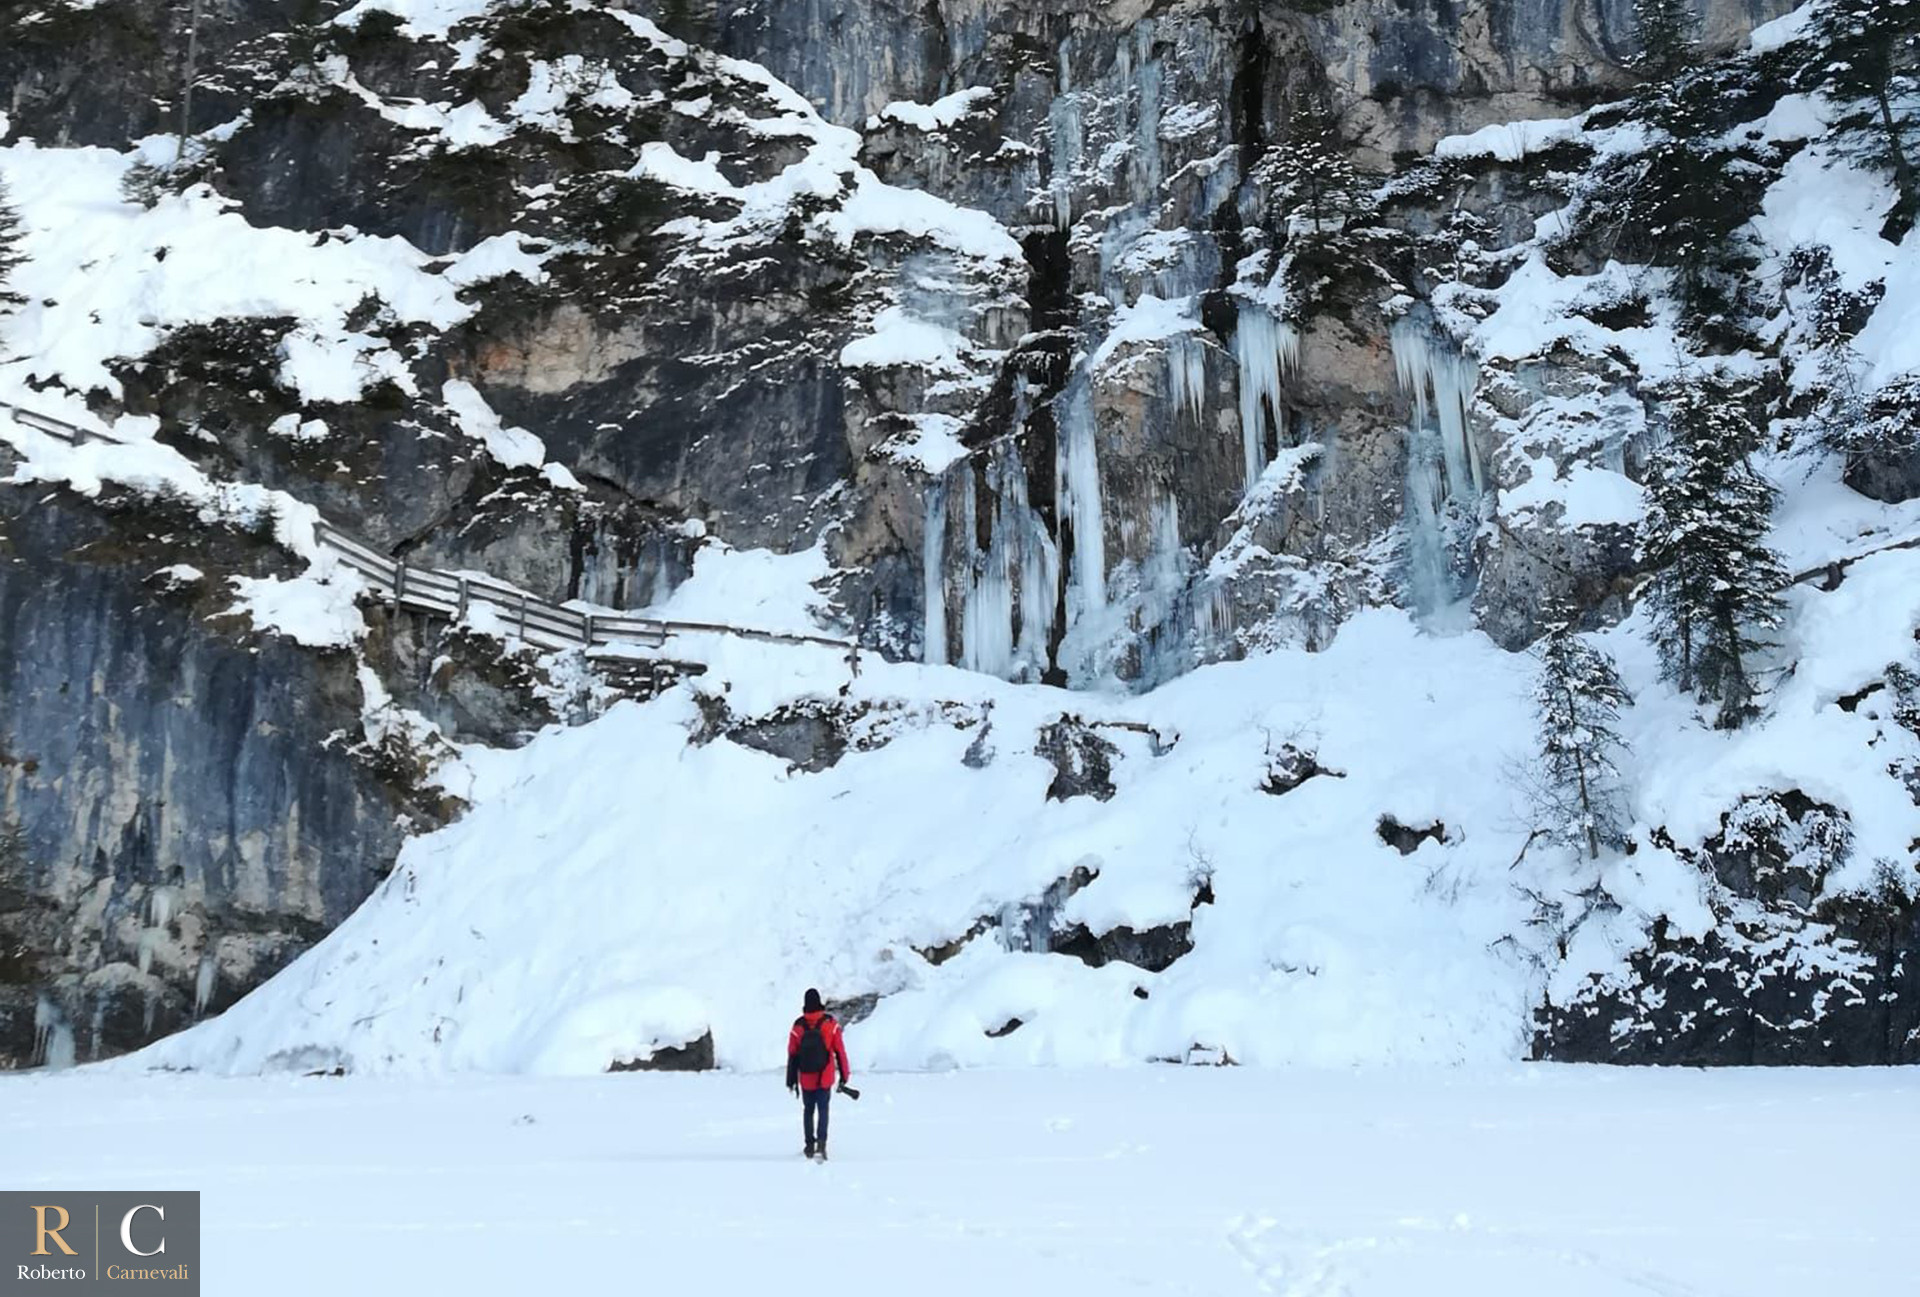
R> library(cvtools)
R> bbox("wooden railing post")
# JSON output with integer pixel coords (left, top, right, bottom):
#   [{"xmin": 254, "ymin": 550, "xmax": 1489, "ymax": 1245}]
[
  {"xmin": 393, "ymin": 561, "xmax": 407, "ymax": 608},
  {"xmin": 456, "ymin": 578, "xmax": 470, "ymax": 620},
  {"xmin": 582, "ymin": 612, "xmax": 595, "ymax": 646},
  {"xmin": 518, "ymin": 594, "xmax": 528, "ymax": 640}
]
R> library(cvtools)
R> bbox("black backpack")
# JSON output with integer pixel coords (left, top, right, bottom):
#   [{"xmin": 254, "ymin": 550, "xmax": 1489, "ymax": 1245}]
[{"xmin": 794, "ymin": 1015, "xmax": 832, "ymax": 1073}]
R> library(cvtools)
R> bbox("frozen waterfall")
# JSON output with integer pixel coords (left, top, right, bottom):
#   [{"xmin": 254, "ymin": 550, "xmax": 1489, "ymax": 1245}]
[
  {"xmin": 1390, "ymin": 318, "xmax": 1486, "ymax": 626},
  {"xmin": 1391, "ymin": 319, "xmax": 1483, "ymax": 500},
  {"xmin": 1234, "ymin": 307, "xmax": 1300, "ymax": 493},
  {"xmin": 921, "ymin": 445, "xmax": 1062, "ymax": 681}
]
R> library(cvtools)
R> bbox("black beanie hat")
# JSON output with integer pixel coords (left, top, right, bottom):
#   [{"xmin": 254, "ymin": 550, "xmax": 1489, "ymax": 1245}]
[{"xmin": 803, "ymin": 987, "xmax": 824, "ymax": 1013}]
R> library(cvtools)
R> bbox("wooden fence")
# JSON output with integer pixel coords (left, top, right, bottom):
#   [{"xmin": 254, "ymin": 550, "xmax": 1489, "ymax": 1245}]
[{"xmin": 1, "ymin": 399, "xmax": 861, "ymax": 671}]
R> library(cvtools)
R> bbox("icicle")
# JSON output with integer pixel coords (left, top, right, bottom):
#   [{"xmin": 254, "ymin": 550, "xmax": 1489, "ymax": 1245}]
[
  {"xmin": 194, "ymin": 953, "xmax": 218, "ymax": 1019},
  {"xmin": 1167, "ymin": 334, "xmax": 1207, "ymax": 422},
  {"xmin": 1193, "ymin": 580, "xmax": 1235, "ymax": 645},
  {"xmin": 136, "ymin": 926, "xmax": 160, "ymax": 977},
  {"xmin": 1233, "ymin": 306, "xmax": 1299, "ymax": 492},
  {"xmin": 1391, "ymin": 318, "xmax": 1434, "ymax": 429},
  {"xmin": 1391, "ymin": 318, "xmax": 1481, "ymax": 500},
  {"xmin": 148, "ymin": 885, "xmax": 175, "ymax": 929},
  {"xmin": 922, "ymin": 473, "xmax": 950, "ymax": 666},
  {"xmin": 33, "ymin": 993, "xmax": 74, "ymax": 1070}
]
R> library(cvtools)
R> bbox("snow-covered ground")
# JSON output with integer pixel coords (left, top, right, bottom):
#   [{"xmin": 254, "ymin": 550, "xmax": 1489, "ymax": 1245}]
[{"xmin": 5, "ymin": 1066, "xmax": 1912, "ymax": 1296}]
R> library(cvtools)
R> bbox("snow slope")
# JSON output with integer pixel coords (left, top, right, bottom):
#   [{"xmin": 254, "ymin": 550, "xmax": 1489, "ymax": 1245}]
[
  {"xmin": 137, "ymin": 611, "xmax": 1549, "ymax": 1075},
  {"xmin": 5, "ymin": 1066, "xmax": 1914, "ymax": 1297}
]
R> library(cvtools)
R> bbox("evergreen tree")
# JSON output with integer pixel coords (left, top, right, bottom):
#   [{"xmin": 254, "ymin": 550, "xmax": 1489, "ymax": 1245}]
[
  {"xmin": 0, "ymin": 178, "xmax": 24, "ymax": 320},
  {"xmin": 1621, "ymin": 70, "xmax": 1770, "ymax": 332},
  {"xmin": 1629, "ymin": 0, "xmax": 1698, "ymax": 81},
  {"xmin": 1636, "ymin": 379, "xmax": 1790, "ymax": 727},
  {"xmin": 1807, "ymin": 0, "xmax": 1920, "ymax": 238},
  {"xmin": 1255, "ymin": 96, "xmax": 1362, "ymax": 232},
  {"xmin": 1533, "ymin": 615, "xmax": 1633, "ymax": 860}
]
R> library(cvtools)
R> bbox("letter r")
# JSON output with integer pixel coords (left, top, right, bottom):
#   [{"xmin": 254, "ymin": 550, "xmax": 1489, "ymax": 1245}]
[
  {"xmin": 121, "ymin": 1204, "xmax": 165, "ymax": 1257},
  {"xmin": 30, "ymin": 1205, "xmax": 77, "ymax": 1256}
]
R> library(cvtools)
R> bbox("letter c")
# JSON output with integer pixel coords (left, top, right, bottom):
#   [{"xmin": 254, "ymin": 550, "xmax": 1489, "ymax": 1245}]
[{"xmin": 120, "ymin": 1205, "xmax": 165, "ymax": 1257}]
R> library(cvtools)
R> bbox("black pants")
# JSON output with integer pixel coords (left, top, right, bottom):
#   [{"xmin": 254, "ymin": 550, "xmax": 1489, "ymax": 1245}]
[{"xmin": 802, "ymin": 1086, "xmax": 832, "ymax": 1146}]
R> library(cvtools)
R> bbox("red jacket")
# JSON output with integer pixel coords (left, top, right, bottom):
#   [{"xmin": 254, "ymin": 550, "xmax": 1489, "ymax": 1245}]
[{"xmin": 786, "ymin": 1011, "xmax": 851, "ymax": 1091}]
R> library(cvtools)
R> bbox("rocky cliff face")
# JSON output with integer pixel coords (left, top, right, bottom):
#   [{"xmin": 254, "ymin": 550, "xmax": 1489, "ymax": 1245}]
[
  {"xmin": 9, "ymin": 0, "xmax": 1920, "ymax": 1066},
  {"xmin": 0, "ymin": 476, "xmax": 418, "ymax": 1065},
  {"xmin": 3, "ymin": 0, "xmax": 1800, "ymax": 676}
]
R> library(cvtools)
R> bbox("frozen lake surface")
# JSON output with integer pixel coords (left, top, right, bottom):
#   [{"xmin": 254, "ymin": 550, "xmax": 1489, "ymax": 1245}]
[{"xmin": 4, "ymin": 1065, "xmax": 1912, "ymax": 1296}]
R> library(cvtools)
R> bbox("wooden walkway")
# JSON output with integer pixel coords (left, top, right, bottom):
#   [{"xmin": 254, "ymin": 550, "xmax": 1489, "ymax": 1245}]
[{"xmin": 0, "ymin": 398, "xmax": 861, "ymax": 670}]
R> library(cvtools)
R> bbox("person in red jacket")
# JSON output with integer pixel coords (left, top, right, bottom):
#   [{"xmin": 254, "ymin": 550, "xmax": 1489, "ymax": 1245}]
[{"xmin": 786, "ymin": 987, "xmax": 852, "ymax": 1160}]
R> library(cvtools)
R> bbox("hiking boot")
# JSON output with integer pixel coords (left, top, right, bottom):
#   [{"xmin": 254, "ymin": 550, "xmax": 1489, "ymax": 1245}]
[
  {"xmin": 815, "ymin": 1141, "xmax": 828, "ymax": 1162},
  {"xmin": 803, "ymin": 1141, "xmax": 815, "ymax": 1158}
]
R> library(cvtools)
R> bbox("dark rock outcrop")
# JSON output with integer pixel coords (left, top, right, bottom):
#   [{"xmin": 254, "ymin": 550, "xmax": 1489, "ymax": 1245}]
[
  {"xmin": 1377, "ymin": 815, "xmax": 1447, "ymax": 855},
  {"xmin": 1049, "ymin": 920, "xmax": 1194, "ymax": 974},
  {"xmin": 725, "ymin": 702, "xmax": 854, "ymax": 774},
  {"xmin": 606, "ymin": 1029, "xmax": 716, "ymax": 1071},
  {"xmin": 1036, "ymin": 718, "xmax": 1118, "ymax": 802},
  {"xmin": 1261, "ymin": 742, "xmax": 1341, "ymax": 795}
]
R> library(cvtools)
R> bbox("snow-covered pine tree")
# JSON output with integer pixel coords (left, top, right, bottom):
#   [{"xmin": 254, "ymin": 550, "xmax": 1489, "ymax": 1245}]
[
  {"xmin": 1255, "ymin": 95, "xmax": 1362, "ymax": 233},
  {"xmin": 1629, "ymin": 0, "xmax": 1698, "ymax": 82},
  {"xmin": 1619, "ymin": 68, "xmax": 1770, "ymax": 334},
  {"xmin": 1533, "ymin": 615, "xmax": 1632, "ymax": 860},
  {"xmin": 0, "ymin": 178, "xmax": 24, "ymax": 318},
  {"xmin": 1855, "ymin": 373, "xmax": 1920, "ymax": 462},
  {"xmin": 1636, "ymin": 378, "xmax": 1790, "ymax": 727},
  {"xmin": 1807, "ymin": 0, "xmax": 1920, "ymax": 238}
]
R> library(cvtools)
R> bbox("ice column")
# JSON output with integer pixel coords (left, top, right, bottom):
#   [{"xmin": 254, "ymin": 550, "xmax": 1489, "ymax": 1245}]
[
  {"xmin": 1134, "ymin": 493, "xmax": 1192, "ymax": 684},
  {"xmin": 958, "ymin": 470, "xmax": 1014, "ymax": 675},
  {"xmin": 193, "ymin": 953, "xmax": 219, "ymax": 1020},
  {"xmin": 1049, "ymin": 38, "xmax": 1081, "ymax": 229},
  {"xmin": 922, "ymin": 472, "xmax": 950, "ymax": 666},
  {"xmin": 1056, "ymin": 376, "xmax": 1107, "ymax": 623},
  {"xmin": 1004, "ymin": 450, "xmax": 1061, "ymax": 668},
  {"xmin": 1131, "ymin": 23, "xmax": 1163, "ymax": 194}
]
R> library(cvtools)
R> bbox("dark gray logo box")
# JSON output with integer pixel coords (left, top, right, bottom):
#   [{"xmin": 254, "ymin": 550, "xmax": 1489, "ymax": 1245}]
[{"xmin": 0, "ymin": 1192, "xmax": 199, "ymax": 1294}]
